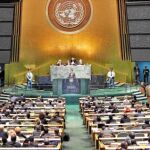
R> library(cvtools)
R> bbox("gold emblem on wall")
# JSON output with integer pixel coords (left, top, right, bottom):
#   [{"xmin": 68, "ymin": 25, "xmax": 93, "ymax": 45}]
[{"xmin": 46, "ymin": 0, "xmax": 93, "ymax": 34}]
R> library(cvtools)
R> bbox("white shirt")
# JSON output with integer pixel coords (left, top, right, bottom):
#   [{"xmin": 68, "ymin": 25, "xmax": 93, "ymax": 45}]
[
  {"xmin": 26, "ymin": 71, "xmax": 33, "ymax": 81},
  {"xmin": 107, "ymin": 71, "xmax": 115, "ymax": 78},
  {"xmin": 71, "ymin": 61, "xmax": 75, "ymax": 65}
]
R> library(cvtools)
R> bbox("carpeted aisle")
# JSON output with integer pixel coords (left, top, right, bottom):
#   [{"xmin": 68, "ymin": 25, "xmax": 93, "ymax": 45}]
[{"xmin": 63, "ymin": 104, "xmax": 95, "ymax": 150}]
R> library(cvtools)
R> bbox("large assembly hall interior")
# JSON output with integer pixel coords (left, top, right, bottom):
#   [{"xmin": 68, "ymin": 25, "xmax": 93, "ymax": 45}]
[{"xmin": 0, "ymin": 0, "xmax": 150, "ymax": 150}]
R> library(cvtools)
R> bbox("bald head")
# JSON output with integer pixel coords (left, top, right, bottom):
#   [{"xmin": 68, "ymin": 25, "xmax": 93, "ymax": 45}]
[{"xmin": 15, "ymin": 127, "xmax": 21, "ymax": 133}]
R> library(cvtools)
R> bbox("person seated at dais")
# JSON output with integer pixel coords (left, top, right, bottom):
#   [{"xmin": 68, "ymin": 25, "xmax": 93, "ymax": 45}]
[
  {"xmin": 70, "ymin": 57, "xmax": 77, "ymax": 65},
  {"xmin": 56, "ymin": 59, "xmax": 62, "ymax": 66},
  {"xmin": 67, "ymin": 60, "xmax": 70, "ymax": 65},
  {"xmin": 78, "ymin": 59, "xmax": 83, "ymax": 65}
]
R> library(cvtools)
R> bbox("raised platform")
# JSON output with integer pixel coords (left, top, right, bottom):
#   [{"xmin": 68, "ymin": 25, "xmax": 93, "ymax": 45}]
[
  {"xmin": 2, "ymin": 84, "xmax": 139, "ymax": 97},
  {"xmin": 0, "ymin": 84, "xmax": 144, "ymax": 105}
]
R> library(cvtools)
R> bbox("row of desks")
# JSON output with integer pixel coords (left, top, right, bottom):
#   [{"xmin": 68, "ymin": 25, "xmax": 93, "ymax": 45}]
[
  {"xmin": 0, "ymin": 96, "xmax": 66, "ymax": 150},
  {"xmin": 79, "ymin": 96, "xmax": 150, "ymax": 150}
]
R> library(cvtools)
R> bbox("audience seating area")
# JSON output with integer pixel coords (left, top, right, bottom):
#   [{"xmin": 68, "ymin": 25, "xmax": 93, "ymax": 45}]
[
  {"xmin": 79, "ymin": 95, "xmax": 150, "ymax": 150},
  {"xmin": 0, "ymin": 93, "xmax": 66, "ymax": 150},
  {"xmin": 1, "ymin": 90, "xmax": 150, "ymax": 150}
]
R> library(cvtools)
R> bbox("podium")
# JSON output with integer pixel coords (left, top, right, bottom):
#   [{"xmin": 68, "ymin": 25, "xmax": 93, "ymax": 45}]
[{"xmin": 50, "ymin": 65, "xmax": 91, "ymax": 95}]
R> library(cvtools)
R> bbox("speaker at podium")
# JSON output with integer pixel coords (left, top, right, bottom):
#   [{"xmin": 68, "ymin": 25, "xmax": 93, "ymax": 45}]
[{"xmin": 51, "ymin": 65, "xmax": 91, "ymax": 95}]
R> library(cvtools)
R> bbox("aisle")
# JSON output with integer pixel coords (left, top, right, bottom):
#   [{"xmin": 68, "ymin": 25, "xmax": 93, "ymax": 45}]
[{"xmin": 63, "ymin": 105, "xmax": 95, "ymax": 150}]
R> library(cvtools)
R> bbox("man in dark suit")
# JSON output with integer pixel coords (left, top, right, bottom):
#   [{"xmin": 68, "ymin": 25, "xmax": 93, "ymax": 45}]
[
  {"xmin": 143, "ymin": 66, "xmax": 149, "ymax": 84},
  {"xmin": 134, "ymin": 64, "xmax": 140, "ymax": 84}
]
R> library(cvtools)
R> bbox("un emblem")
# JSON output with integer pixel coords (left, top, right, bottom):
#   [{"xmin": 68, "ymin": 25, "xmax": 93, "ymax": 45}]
[{"xmin": 46, "ymin": 0, "xmax": 93, "ymax": 34}]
